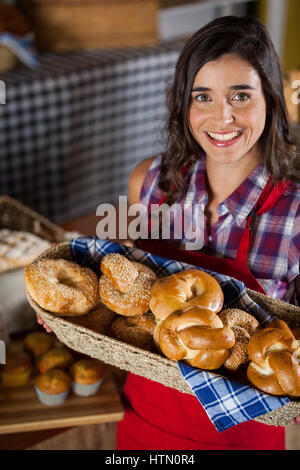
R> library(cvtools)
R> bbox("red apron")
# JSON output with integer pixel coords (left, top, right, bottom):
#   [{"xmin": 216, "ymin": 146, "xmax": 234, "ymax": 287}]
[{"xmin": 117, "ymin": 177, "xmax": 290, "ymax": 450}]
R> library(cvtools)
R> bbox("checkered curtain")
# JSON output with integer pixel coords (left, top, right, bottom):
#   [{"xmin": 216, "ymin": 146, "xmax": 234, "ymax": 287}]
[{"xmin": 0, "ymin": 43, "xmax": 181, "ymax": 223}]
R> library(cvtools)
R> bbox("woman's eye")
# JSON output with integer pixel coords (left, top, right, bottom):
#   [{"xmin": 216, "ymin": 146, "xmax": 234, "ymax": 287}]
[
  {"xmin": 232, "ymin": 92, "xmax": 250, "ymax": 102},
  {"xmin": 195, "ymin": 94, "xmax": 210, "ymax": 102}
]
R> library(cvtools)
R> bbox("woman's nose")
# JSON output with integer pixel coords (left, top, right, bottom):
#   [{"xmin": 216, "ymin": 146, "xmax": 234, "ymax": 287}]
[{"xmin": 212, "ymin": 101, "xmax": 234, "ymax": 126}]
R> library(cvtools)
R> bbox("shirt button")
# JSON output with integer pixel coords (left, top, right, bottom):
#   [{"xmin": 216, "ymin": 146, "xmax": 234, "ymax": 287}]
[{"xmin": 208, "ymin": 235, "xmax": 212, "ymax": 242}]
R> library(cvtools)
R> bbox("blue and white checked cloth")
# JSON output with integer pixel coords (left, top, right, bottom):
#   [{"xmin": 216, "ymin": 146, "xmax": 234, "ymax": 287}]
[{"xmin": 70, "ymin": 236, "xmax": 290, "ymax": 432}]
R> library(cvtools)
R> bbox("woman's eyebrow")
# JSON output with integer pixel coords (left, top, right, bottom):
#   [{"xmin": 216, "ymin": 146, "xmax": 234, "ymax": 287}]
[{"xmin": 191, "ymin": 84, "xmax": 256, "ymax": 92}]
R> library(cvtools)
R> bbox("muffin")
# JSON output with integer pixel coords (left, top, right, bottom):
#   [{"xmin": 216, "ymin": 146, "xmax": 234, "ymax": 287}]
[
  {"xmin": 24, "ymin": 331, "xmax": 54, "ymax": 360},
  {"xmin": 35, "ymin": 369, "xmax": 72, "ymax": 406},
  {"xmin": 1, "ymin": 352, "xmax": 32, "ymax": 386},
  {"xmin": 70, "ymin": 359, "xmax": 104, "ymax": 397},
  {"xmin": 38, "ymin": 348, "xmax": 74, "ymax": 374}
]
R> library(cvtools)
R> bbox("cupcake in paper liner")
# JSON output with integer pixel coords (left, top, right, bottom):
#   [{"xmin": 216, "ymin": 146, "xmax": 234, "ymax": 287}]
[
  {"xmin": 35, "ymin": 369, "xmax": 71, "ymax": 406},
  {"xmin": 1, "ymin": 352, "xmax": 32, "ymax": 387},
  {"xmin": 70, "ymin": 359, "xmax": 104, "ymax": 397}
]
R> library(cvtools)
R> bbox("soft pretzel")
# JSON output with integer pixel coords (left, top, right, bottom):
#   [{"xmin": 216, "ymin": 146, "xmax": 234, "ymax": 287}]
[
  {"xmin": 24, "ymin": 259, "xmax": 99, "ymax": 316},
  {"xmin": 99, "ymin": 259, "xmax": 157, "ymax": 316},
  {"xmin": 247, "ymin": 319, "xmax": 300, "ymax": 396},
  {"xmin": 154, "ymin": 306, "xmax": 235, "ymax": 370},
  {"xmin": 149, "ymin": 269, "xmax": 224, "ymax": 321},
  {"xmin": 219, "ymin": 309, "xmax": 260, "ymax": 371},
  {"xmin": 101, "ymin": 253, "xmax": 138, "ymax": 293}
]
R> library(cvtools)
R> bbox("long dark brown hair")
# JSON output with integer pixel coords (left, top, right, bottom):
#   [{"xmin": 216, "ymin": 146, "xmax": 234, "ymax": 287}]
[{"xmin": 159, "ymin": 15, "xmax": 299, "ymax": 204}]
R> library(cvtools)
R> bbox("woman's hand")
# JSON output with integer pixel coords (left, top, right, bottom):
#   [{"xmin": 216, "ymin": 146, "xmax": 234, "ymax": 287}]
[
  {"xmin": 36, "ymin": 314, "xmax": 52, "ymax": 333},
  {"xmin": 290, "ymin": 416, "xmax": 300, "ymax": 425}
]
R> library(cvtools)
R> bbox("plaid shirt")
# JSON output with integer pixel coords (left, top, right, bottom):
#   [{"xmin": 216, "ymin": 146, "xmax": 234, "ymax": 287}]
[{"xmin": 140, "ymin": 154, "xmax": 300, "ymax": 305}]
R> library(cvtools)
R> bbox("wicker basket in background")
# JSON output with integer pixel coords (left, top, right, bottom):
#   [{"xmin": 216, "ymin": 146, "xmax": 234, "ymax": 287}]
[
  {"xmin": 20, "ymin": 0, "xmax": 159, "ymax": 53},
  {"xmin": 0, "ymin": 196, "xmax": 76, "ymax": 334},
  {"xmin": 25, "ymin": 240, "xmax": 300, "ymax": 428},
  {"xmin": 0, "ymin": 195, "xmax": 69, "ymax": 242}
]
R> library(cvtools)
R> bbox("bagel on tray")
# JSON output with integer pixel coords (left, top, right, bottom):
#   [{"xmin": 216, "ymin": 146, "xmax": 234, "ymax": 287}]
[
  {"xmin": 24, "ymin": 259, "xmax": 99, "ymax": 316},
  {"xmin": 99, "ymin": 253, "xmax": 157, "ymax": 316}
]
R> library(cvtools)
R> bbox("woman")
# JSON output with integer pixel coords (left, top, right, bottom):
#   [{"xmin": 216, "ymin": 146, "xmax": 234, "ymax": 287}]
[{"xmin": 116, "ymin": 15, "xmax": 300, "ymax": 450}]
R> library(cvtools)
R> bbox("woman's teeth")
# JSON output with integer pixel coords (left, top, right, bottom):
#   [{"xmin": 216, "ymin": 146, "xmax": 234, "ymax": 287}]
[{"xmin": 207, "ymin": 131, "xmax": 241, "ymax": 141}]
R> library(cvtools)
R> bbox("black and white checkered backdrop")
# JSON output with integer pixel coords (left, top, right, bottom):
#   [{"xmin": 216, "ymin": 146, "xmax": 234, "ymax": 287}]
[{"xmin": 0, "ymin": 42, "xmax": 181, "ymax": 223}]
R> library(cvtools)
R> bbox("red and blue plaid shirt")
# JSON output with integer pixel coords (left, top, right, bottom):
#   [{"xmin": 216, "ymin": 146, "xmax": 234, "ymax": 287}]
[{"xmin": 140, "ymin": 154, "xmax": 300, "ymax": 305}]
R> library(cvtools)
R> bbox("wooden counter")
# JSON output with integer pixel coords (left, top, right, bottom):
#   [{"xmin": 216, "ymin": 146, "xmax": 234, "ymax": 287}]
[
  {"xmin": 0, "ymin": 372, "xmax": 124, "ymax": 435},
  {"xmin": 0, "ymin": 333, "xmax": 124, "ymax": 436}
]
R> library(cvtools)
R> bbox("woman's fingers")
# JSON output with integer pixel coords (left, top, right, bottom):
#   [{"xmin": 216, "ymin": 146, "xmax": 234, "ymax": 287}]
[
  {"xmin": 36, "ymin": 314, "xmax": 53, "ymax": 333},
  {"xmin": 290, "ymin": 415, "xmax": 300, "ymax": 425}
]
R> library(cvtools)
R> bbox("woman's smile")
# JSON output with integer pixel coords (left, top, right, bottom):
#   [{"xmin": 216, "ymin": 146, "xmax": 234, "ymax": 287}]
[{"xmin": 204, "ymin": 129, "xmax": 245, "ymax": 147}]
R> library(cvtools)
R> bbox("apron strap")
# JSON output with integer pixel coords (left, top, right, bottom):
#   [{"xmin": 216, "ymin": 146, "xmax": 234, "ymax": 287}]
[{"xmin": 235, "ymin": 177, "xmax": 291, "ymax": 263}]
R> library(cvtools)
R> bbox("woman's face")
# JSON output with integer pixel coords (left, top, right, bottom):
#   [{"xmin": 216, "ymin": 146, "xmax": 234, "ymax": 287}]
[{"xmin": 188, "ymin": 53, "xmax": 266, "ymax": 167}]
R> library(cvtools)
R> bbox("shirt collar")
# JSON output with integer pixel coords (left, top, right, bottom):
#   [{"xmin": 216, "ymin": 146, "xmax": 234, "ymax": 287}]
[
  {"xmin": 222, "ymin": 163, "xmax": 270, "ymax": 226},
  {"xmin": 193, "ymin": 156, "xmax": 270, "ymax": 225}
]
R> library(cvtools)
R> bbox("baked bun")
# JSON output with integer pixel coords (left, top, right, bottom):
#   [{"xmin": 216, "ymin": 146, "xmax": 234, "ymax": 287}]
[
  {"xmin": 154, "ymin": 306, "xmax": 235, "ymax": 370},
  {"xmin": 38, "ymin": 348, "xmax": 74, "ymax": 374},
  {"xmin": 25, "ymin": 259, "xmax": 99, "ymax": 316},
  {"xmin": 109, "ymin": 312, "xmax": 156, "ymax": 351},
  {"xmin": 35, "ymin": 369, "xmax": 72, "ymax": 395},
  {"xmin": 70, "ymin": 359, "xmax": 104, "ymax": 386},
  {"xmin": 70, "ymin": 301, "xmax": 116, "ymax": 334},
  {"xmin": 149, "ymin": 269, "xmax": 224, "ymax": 322},
  {"xmin": 247, "ymin": 319, "xmax": 300, "ymax": 396},
  {"xmin": 24, "ymin": 331, "xmax": 54, "ymax": 358},
  {"xmin": 292, "ymin": 327, "xmax": 300, "ymax": 340},
  {"xmin": 219, "ymin": 309, "xmax": 260, "ymax": 371},
  {"xmin": 0, "ymin": 352, "xmax": 32, "ymax": 387},
  {"xmin": 99, "ymin": 257, "xmax": 157, "ymax": 316},
  {"xmin": 101, "ymin": 253, "xmax": 138, "ymax": 293}
]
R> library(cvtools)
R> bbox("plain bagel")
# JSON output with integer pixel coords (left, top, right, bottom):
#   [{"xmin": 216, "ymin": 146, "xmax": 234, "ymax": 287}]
[
  {"xmin": 24, "ymin": 259, "xmax": 99, "ymax": 316},
  {"xmin": 149, "ymin": 268, "xmax": 224, "ymax": 321}
]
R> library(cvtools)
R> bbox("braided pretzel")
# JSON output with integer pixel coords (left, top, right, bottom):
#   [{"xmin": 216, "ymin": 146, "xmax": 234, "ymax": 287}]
[
  {"xmin": 154, "ymin": 306, "xmax": 235, "ymax": 370},
  {"xmin": 219, "ymin": 309, "xmax": 260, "ymax": 371},
  {"xmin": 149, "ymin": 269, "xmax": 224, "ymax": 321},
  {"xmin": 247, "ymin": 319, "xmax": 300, "ymax": 396}
]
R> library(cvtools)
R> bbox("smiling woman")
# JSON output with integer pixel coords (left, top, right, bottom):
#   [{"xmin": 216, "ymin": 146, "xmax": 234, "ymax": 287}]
[{"xmin": 115, "ymin": 15, "xmax": 300, "ymax": 451}]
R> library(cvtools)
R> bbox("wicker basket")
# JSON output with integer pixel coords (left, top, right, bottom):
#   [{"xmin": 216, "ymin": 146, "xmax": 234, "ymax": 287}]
[
  {"xmin": 21, "ymin": 0, "xmax": 159, "ymax": 53},
  {"xmin": 0, "ymin": 195, "xmax": 69, "ymax": 242},
  {"xmin": 25, "ymin": 240, "xmax": 300, "ymax": 427}
]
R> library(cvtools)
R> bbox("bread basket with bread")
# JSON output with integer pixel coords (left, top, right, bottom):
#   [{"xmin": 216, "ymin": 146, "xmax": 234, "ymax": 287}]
[
  {"xmin": 0, "ymin": 195, "xmax": 79, "ymax": 335},
  {"xmin": 24, "ymin": 236, "xmax": 300, "ymax": 429}
]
